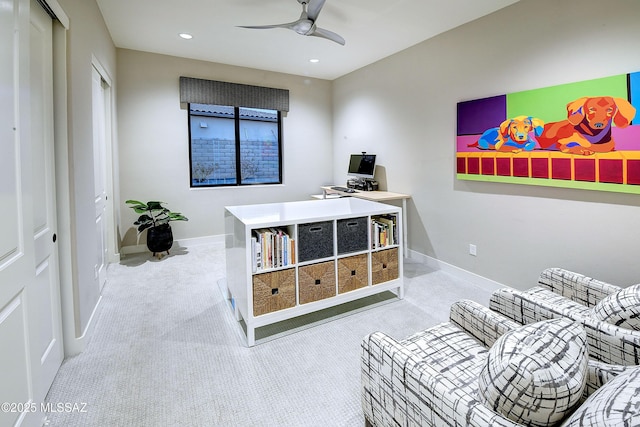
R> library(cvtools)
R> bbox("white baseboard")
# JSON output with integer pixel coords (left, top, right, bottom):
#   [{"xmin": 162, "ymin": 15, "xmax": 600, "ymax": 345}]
[
  {"xmin": 179, "ymin": 234, "xmax": 226, "ymax": 249},
  {"xmin": 120, "ymin": 234, "xmax": 225, "ymax": 255},
  {"xmin": 64, "ymin": 294, "xmax": 102, "ymax": 357},
  {"xmin": 407, "ymin": 249, "xmax": 505, "ymax": 293}
]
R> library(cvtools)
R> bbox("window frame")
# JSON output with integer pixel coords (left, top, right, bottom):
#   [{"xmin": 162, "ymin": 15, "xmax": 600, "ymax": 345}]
[{"xmin": 188, "ymin": 103, "xmax": 283, "ymax": 188}]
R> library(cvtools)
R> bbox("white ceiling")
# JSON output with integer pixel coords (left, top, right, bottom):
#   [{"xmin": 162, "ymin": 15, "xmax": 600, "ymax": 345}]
[{"xmin": 96, "ymin": 0, "xmax": 521, "ymax": 81}]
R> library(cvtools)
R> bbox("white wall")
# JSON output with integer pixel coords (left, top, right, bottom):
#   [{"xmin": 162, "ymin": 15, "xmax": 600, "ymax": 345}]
[
  {"xmin": 116, "ymin": 49, "xmax": 334, "ymax": 247},
  {"xmin": 333, "ymin": 0, "xmax": 640, "ymax": 289},
  {"xmin": 57, "ymin": 0, "xmax": 117, "ymax": 347}
]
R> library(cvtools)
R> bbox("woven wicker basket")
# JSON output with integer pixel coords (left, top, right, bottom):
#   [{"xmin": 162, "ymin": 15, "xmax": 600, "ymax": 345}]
[
  {"xmin": 252, "ymin": 268, "xmax": 296, "ymax": 316},
  {"xmin": 371, "ymin": 248, "xmax": 399, "ymax": 285},
  {"xmin": 338, "ymin": 254, "xmax": 368, "ymax": 294},
  {"xmin": 298, "ymin": 261, "xmax": 336, "ymax": 304}
]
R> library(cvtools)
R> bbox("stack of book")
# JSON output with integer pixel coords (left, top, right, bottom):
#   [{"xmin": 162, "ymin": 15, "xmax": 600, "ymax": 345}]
[
  {"xmin": 371, "ymin": 215, "xmax": 397, "ymax": 249},
  {"xmin": 252, "ymin": 228, "xmax": 295, "ymax": 272}
]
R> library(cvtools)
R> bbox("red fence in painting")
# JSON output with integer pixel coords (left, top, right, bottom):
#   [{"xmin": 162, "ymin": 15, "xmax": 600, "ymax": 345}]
[{"xmin": 457, "ymin": 151, "xmax": 640, "ymax": 185}]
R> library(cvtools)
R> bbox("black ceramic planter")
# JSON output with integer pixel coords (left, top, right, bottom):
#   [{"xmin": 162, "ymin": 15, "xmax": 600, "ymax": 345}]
[{"xmin": 146, "ymin": 223, "xmax": 173, "ymax": 256}]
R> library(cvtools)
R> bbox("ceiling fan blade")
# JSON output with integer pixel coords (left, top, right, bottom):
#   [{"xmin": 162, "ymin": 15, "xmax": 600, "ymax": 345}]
[
  {"xmin": 310, "ymin": 26, "xmax": 345, "ymax": 45},
  {"xmin": 306, "ymin": 0, "xmax": 326, "ymax": 22},
  {"xmin": 237, "ymin": 20, "xmax": 299, "ymax": 31},
  {"xmin": 238, "ymin": 24, "xmax": 286, "ymax": 30}
]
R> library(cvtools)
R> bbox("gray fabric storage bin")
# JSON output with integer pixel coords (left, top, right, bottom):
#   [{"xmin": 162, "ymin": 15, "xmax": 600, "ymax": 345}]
[
  {"xmin": 298, "ymin": 220, "xmax": 334, "ymax": 262},
  {"xmin": 337, "ymin": 217, "xmax": 368, "ymax": 255}
]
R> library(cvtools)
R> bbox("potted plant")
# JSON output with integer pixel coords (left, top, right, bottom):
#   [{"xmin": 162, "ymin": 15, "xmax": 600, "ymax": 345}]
[{"xmin": 126, "ymin": 200, "xmax": 188, "ymax": 256}]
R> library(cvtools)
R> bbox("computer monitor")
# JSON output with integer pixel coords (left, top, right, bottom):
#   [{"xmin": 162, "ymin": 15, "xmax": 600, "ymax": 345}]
[{"xmin": 347, "ymin": 154, "xmax": 376, "ymax": 179}]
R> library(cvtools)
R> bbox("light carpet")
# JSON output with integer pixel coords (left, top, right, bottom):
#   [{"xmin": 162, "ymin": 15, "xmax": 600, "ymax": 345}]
[{"xmin": 43, "ymin": 244, "xmax": 498, "ymax": 427}]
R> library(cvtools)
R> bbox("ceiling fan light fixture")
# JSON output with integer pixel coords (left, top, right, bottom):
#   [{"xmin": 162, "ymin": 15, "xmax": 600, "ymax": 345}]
[
  {"xmin": 292, "ymin": 21, "xmax": 313, "ymax": 35},
  {"xmin": 179, "ymin": 33, "xmax": 193, "ymax": 40}
]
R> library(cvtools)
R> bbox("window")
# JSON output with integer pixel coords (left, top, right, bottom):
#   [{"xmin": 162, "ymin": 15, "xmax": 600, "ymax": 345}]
[
  {"xmin": 179, "ymin": 76, "xmax": 289, "ymax": 188},
  {"xmin": 189, "ymin": 103, "xmax": 282, "ymax": 187}
]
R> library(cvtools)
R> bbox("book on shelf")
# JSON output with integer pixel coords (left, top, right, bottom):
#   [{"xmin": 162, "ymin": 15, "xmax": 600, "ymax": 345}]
[
  {"xmin": 252, "ymin": 227, "xmax": 295, "ymax": 272},
  {"xmin": 371, "ymin": 215, "xmax": 398, "ymax": 249}
]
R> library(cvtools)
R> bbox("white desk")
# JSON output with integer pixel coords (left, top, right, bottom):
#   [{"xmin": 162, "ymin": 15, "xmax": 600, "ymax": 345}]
[{"xmin": 319, "ymin": 186, "xmax": 411, "ymax": 256}]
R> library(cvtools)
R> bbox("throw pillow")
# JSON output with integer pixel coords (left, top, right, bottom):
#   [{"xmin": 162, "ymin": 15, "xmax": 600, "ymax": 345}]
[
  {"xmin": 592, "ymin": 284, "xmax": 640, "ymax": 330},
  {"xmin": 478, "ymin": 318, "xmax": 588, "ymax": 427},
  {"xmin": 560, "ymin": 366, "xmax": 640, "ymax": 426}
]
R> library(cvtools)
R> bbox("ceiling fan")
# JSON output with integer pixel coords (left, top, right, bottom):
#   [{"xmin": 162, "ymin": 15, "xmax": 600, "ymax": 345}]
[{"xmin": 238, "ymin": 0, "xmax": 345, "ymax": 46}]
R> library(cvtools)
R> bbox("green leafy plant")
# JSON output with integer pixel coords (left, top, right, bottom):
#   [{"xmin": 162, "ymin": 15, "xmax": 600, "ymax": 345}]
[{"xmin": 126, "ymin": 200, "xmax": 188, "ymax": 233}]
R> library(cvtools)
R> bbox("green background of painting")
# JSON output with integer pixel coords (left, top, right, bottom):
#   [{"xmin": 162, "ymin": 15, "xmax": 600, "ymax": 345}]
[
  {"xmin": 457, "ymin": 173, "xmax": 640, "ymax": 194},
  {"xmin": 506, "ymin": 74, "xmax": 628, "ymax": 122}
]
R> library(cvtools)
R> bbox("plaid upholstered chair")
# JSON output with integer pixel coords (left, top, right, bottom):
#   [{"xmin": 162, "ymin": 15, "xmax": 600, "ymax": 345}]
[
  {"xmin": 360, "ymin": 300, "xmax": 634, "ymax": 427},
  {"xmin": 489, "ymin": 267, "xmax": 640, "ymax": 366}
]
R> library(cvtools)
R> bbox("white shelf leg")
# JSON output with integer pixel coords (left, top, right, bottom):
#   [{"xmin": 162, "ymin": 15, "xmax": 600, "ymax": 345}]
[
  {"xmin": 402, "ymin": 198, "xmax": 408, "ymax": 258},
  {"xmin": 247, "ymin": 326, "xmax": 255, "ymax": 347}
]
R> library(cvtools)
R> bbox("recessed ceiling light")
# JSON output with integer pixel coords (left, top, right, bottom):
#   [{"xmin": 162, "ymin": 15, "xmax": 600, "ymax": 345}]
[
  {"xmin": 309, "ymin": 58, "xmax": 320, "ymax": 63},
  {"xmin": 179, "ymin": 33, "xmax": 193, "ymax": 40}
]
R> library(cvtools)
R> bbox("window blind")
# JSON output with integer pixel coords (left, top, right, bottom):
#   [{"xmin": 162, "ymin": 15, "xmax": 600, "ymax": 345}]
[{"xmin": 179, "ymin": 76, "xmax": 289, "ymax": 112}]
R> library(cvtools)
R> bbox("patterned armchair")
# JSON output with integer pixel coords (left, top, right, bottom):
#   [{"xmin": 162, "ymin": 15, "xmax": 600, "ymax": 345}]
[
  {"xmin": 360, "ymin": 299, "xmax": 628, "ymax": 427},
  {"xmin": 489, "ymin": 267, "xmax": 640, "ymax": 366}
]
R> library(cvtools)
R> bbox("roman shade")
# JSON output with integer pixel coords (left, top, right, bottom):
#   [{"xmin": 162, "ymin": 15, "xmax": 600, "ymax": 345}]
[{"xmin": 179, "ymin": 76, "xmax": 289, "ymax": 112}]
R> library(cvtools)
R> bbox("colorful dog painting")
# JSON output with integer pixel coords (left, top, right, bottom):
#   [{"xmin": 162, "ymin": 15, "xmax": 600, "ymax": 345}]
[
  {"xmin": 456, "ymin": 70, "xmax": 640, "ymax": 193},
  {"xmin": 469, "ymin": 115, "xmax": 544, "ymax": 153},
  {"xmin": 536, "ymin": 96, "xmax": 636, "ymax": 155}
]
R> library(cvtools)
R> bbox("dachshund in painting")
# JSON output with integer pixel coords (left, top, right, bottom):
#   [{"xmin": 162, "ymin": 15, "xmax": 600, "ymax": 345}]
[
  {"xmin": 469, "ymin": 115, "xmax": 544, "ymax": 153},
  {"xmin": 536, "ymin": 96, "xmax": 636, "ymax": 155}
]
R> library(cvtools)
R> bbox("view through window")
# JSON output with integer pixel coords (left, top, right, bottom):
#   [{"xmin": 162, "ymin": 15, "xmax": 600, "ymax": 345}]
[{"xmin": 189, "ymin": 103, "xmax": 282, "ymax": 187}]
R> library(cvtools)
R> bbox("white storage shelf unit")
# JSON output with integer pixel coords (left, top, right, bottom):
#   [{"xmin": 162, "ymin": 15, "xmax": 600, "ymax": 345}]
[{"xmin": 224, "ymin": 197, "xmax": 404, "ymax": 346}]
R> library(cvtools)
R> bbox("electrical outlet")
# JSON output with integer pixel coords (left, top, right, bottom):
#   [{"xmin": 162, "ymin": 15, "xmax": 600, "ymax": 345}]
[{"xmin": 469, "ymin": 244, "xmax": 477, "ymax": 256}]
